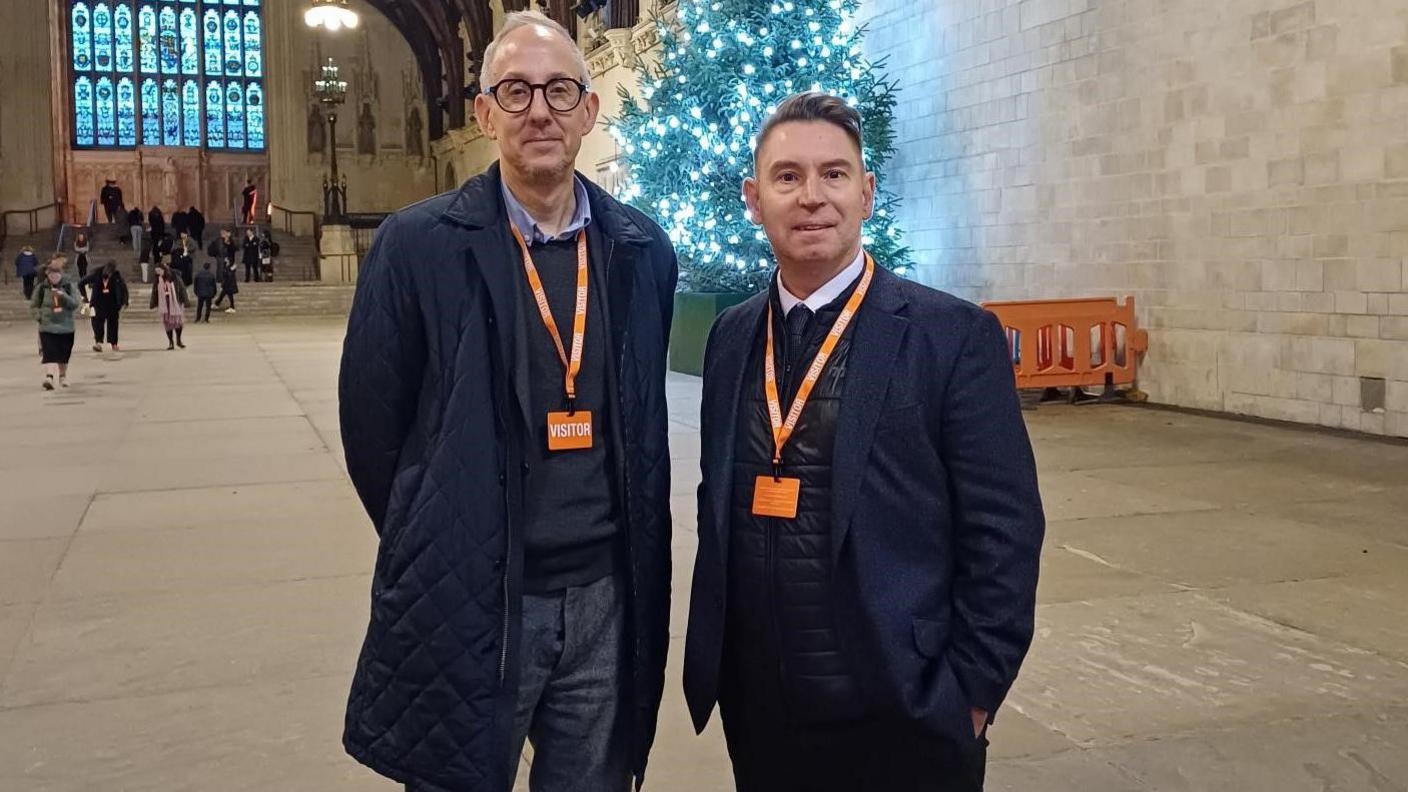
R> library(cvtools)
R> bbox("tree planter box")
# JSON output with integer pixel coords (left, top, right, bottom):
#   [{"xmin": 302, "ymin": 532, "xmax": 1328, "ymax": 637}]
[{"xmin": 669, "ymin": 291, "xmax": 752, "ymax": 376}]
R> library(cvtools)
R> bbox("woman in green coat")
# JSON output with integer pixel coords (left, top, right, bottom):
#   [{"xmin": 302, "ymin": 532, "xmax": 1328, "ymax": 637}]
[{"xmin": 30, "ymin": 254, "xmax": 80, "ymax": 390}]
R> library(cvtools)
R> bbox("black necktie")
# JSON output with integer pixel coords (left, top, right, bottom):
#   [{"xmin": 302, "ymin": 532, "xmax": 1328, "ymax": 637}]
[{"xmin": 784, "ymin": 304, "xmax": 813, "ymax": 376}]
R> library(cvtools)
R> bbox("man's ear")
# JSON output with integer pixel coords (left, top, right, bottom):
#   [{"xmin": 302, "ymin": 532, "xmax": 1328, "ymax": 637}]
[
  {"xmin": 473, "ymin": 94, "xmax": 497, "ymax": 140},
  {"xmin": 862, "ymin": 171, "xmax": 876, "ymax": 220},
  {"xmin": 581, "ymin": 90, "xmax": 601, "ymax": 136},
  {"xmin": 743, "ymin": 177, "xmax": 762, "ymax": 225}
]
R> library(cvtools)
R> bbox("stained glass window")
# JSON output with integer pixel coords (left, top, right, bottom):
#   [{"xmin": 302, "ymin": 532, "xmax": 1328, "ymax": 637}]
[
  {"xmin": 72, "ymin": 4, "xmax": 92, "ymax": 71},
  {"xmin": 242, "ymin": 12, "xmax": 261, "ymax": 77},
  {"xmin": 161, "ymin": 78, "xmax": 181, "ymax": 145},
  {"xmin": 222, "ymin": 11, "xmax": 241, "ymax": 77},
  {"xmin": 202, "ymin": 10, "xmax": 221, "ymax": 75},
  {"xmin": 141, "ymin": 78, "xmax": 161, "ymax": 145},
  {"xmin": 93, "ymin": 3, "xmax": 113, "ymax": 71},
  {"xmin": 179, "ymin": 8, "xmax": 198, "ymax": 74},
  {"xmin": 205, "ymin": 80, "xmax": 224, "ymax": 147},
  {"xmin": 95, "ymin": 76, "xmax": 116, "ymax": 145},
  {"xmin": 117, "ymin": 77, "xmax": 137, "ymax": 145},
  {"xmin": 114, "ymin": 4, "xmax": 134, "ymax": 71},
  {"xmin": 138, "ymin": 5, "xmax": 157, "ymax": 72},
  {"xmin": 158, "ymin": 6, "xmax": 178, "ymax": 73},
  {"xmin": 225, "ymin": 81, "xmax": 245, "ymax": 149},
  {"xmin": 182, "ymin": 79, "xmax": 202, "ymax": 145},
  {"xmin": 246, "ymin": 81, "xmax": 264, "ymax": 149},
  {"xmin": 74, "ymin": 77, "xmax": 96, "ymax": 146},
  {"xmin": 71, "ymin": 0, "xmax": 262, "ymax": 149}
]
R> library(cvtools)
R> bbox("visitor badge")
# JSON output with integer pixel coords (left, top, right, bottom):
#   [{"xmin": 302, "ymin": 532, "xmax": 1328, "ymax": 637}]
[
  {"xmin": 546, "ymin": 411, "xmax": 594, "ymax": 451},
  {"xmin": 752, "ymin": 475, "xmax": 801, "ymax": 519}
]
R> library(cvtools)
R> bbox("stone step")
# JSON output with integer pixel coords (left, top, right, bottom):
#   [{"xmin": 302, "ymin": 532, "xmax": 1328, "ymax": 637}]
[{"xmin": 0, "ymin": 280, "xmax": 356, "ymax": 324}]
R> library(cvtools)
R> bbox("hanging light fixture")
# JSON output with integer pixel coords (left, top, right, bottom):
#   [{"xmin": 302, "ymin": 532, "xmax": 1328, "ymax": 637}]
[{"xmin": 304, "ymin": 0, "xmax": 360, "ymax": 32}]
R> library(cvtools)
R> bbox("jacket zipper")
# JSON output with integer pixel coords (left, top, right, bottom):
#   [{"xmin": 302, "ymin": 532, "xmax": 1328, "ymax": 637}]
[{"xmin": 605, "ymin": 239, "xmax": 643, "ymax": 682}]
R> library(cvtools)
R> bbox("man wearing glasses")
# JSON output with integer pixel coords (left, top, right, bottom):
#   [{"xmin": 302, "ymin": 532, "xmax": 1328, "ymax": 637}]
[{"xmin": 339, "ymin": 11, "xmax": 678, "ymax": 792}]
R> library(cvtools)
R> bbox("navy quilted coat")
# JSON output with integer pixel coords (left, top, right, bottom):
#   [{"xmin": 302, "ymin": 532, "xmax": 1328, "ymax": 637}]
[{"xmin": 339, "ymin": 163, "xmax": 677, "ymax": 791}]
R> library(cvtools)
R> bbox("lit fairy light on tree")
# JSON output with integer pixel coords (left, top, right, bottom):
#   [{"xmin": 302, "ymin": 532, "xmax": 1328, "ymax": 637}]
[{"xmin": 609, "ymin": 0, "xmax": 911, "ymax": 293}]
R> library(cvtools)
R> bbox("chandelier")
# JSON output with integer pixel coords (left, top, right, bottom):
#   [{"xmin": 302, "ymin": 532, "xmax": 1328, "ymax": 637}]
[{"xmin": 304, "ymin": 0, "xmax": 360, "ymax": 32}]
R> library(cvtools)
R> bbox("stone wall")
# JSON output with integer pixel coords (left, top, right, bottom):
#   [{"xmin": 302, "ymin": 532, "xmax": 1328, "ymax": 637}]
[
  {"xmin": 858, "ymin": 0, "xmax": 1408, "ymax": 437},
  {"xmin": 0, "ymin": 0, "xmax": 58, "ymax": 217},
  {"xmin": 264, "ymin": 0, "xmax": 435, "ymax": 214}
]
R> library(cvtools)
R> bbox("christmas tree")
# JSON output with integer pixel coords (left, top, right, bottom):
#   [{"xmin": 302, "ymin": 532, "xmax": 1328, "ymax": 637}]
[{"xmin": 610, "ymin": 0, "xmax": 911, "ymax": 294}]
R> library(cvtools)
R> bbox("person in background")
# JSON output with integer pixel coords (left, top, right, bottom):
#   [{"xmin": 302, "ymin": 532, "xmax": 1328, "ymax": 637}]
[
  {"xmin": 148, "ymin": 206, "xmax": 166, "ymax": 242},
  {"xmin": 193, "ymin": 261, "xmax": 217, "ymax": 323},
  {"xmin": 127, "ymin": 206, "xmax": 144, "ymax": 256},
  {"xmin": 79, "ymin": 260, "xmax": 129, "ymax": 353},
  {"xmin": 213, "ymin": 255, "xmax": 238, "ymax": 314},
  {"xmin": 174, "ymin": 232, "xmax": 196, "ymax": 284},
  {"xmin": 172, "ymin": 207, "xmax": 189, "ymax": 241},
  {"xmin": 259, "ymin": 230, "xmax": 278, "ymax": 282},
  {"xmin": 188, "ymin": 205, "xmax": 206, "ymax": 246},
  {"xmin": 15, "ymin": 245, "xmax": 39, "ymax": 299},
  {"xmin": 100, "ymin": 180, "xmax": 121, "ymax": 224},
  {"xmin": 241, "ymin": 178, "xmax": 258, "ymax": 224},
  {"xmin": 73, "ymin": 231, "xmax": 91, "ymax": 279},
  {"xmin": 138, "ymin": 234, "xmax": 153, "ymax": 284},
  {"xmin": 241, "ymin": 226, "xmax": 261, "ymax": 283},
  {"xmin": 207, "ymin": 227, "xmax": 236, "ymax": 268},
  {"xmin": 30, "ymin": 254, "xmax": 80, "ymax": 390},
  {"xmin": 150, "ymin": 262, "xmax": 189, "ymax": 350}
]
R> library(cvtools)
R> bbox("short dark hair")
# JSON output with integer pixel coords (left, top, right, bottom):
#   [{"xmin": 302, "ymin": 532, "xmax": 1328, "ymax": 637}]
[{"xmin": 753, "ymin": 92, "xmax": 864, "ymax": 168}]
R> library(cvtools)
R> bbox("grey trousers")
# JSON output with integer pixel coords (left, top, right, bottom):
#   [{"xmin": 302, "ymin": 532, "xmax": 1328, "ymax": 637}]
[{"xmin": 407, "ymin": 573, "xmax": 630, "ymax": 792}]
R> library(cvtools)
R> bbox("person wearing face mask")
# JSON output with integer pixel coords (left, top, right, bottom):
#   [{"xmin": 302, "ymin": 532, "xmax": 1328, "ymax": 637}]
[
  {"xmin": 241, "ymin": 227, "xmax": 261, "ymax": 283},
  {"xmin": 79, "ymin": 260, "xmax": 130, "ymax": 353},
  {"xmin": 149, "ymin": 263, "xmax": 189, "ymax": 350},
  {"xmin": 338, "ymin": 10, "xmax": 678, "ymax": 791},
  {"xmin": 30, "ymin": 254, "xmax": 80, "ymax": 390}
]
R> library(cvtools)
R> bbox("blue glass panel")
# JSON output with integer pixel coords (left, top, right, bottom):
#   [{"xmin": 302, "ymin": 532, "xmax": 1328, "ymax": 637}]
[
  {"xmin": 244, "ymin": 0, "xmax": 257, "ymax": 6},
  {"xmin": 179, "ymin": 8, "xmax": 198, "ymax": 73},
  {"xmin": 245, "ymin": 81, "xmax": 264, "ymax": 149},
  {"xmin": 242, "ymin": 11, "xmax": 260, "ymax": 77},
  {"xmin": 161, "ymin": 77, "xmax": 180, "ymax": 145},
  {"xmin": 205, "ymin": 80, "xmax": 224, "ymax": 147},
  {"xmin": 95, "ymin": 76, "xmax": 116, "ymax": 145},
  {"xmin": 113, "ymin": 4, "xmax": 134, "ymax": 72},
  {"xmin": 71, "ymin": 3, "xmax": 92, "ymax": 72},
  {"xmin": 222, "ymin": 10, "xmax": 241, "ymax": 76},
  {"xmin": 138, "ymin": 5, "xmax": 157, "ymax": 72},
  {"xmin": 202, "ymin": 10, "xmax": 221, "ymax": 75},
  {"xmin": 223, "ymin": 0, "xmax": 239, "ymax": 5},
  {"xmin": 158, "ymin": 6, "xmax": 178, "ymax": 73},
  {"xmin": 117, "ymin": 77, "xmax": 137, "ymax": 145},
  {"xmin": 140, "ymin": 77, "xmax": 161, "ymax": 144},
  {"xmin": 182, "ymin": 79, "xmax": 201, "ymax": 146},
  {"xmin": 74, "ymin": 77, "xmax": 95, "ymax": 146},
  {"xmin": 92, "ymin": 3, "xmax": 113, "ymax": 71},
  {"xmin": 225, "ymin": 80, "xmax": 245, "ymax": 148}
]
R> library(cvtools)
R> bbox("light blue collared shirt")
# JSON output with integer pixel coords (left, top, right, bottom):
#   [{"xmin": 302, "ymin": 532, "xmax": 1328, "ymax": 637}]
[{"xmin": 501, "ymin": 177, "xmax": 592, "ymax": 247}]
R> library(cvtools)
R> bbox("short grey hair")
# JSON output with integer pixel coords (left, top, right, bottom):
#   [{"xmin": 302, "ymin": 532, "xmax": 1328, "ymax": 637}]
[{"xmin": 479, "ymin": 10, "xmax": 590, "ymax": 91}]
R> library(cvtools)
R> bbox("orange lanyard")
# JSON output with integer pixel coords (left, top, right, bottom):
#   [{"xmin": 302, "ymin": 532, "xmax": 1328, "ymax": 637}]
[
  {"xmin": 510, "ymin": 224, "xmax": 589, "ymax": 411},
  {"xmin": 763, "ymin": 253, "xmax": 875, "ymax": 477}
]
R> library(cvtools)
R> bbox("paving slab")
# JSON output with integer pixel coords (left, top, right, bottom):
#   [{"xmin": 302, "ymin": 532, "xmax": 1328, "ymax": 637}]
[
  {"xmin": 1046, "ymin": 510, "xmax": 1408, "ymax": 590},
  {"xmin": 0, "ymin": 539, "xmax": 70, "ymax": 606},
  {"xmin": 1209, "ymin": 574, "xmax": 1408, "ymax": 663},
  {"xmin": 0, "ymin": 674, "xmax": 388, "ymax": 792},
  {"xmin": 47, "ymin": 522, "xmax": 376, "ymax": 601},
  {"xmin": 78, "ymin": 479, "xmax": 369, "ymax": 534},
  {"xmin": 1009, "ymin": 593, "xmax": 1408, "ymax": 746},
  {"xmin": 1, "ymin": 575, "xmax": 371, "ymax": 709}
]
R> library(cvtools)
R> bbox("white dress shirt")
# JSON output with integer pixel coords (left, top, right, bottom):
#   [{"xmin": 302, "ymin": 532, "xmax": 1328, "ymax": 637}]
[{"xmin": 777, "ymin": 248, "xmax": 866, "ymax": 316}]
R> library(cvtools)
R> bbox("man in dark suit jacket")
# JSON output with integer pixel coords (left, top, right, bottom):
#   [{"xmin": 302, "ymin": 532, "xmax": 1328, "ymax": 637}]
[{"xmin": 684, "ymin": 92, "xmax": 1045, "ymax": 792}]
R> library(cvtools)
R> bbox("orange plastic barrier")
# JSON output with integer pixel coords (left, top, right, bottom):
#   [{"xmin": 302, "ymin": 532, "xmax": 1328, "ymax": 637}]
[{"xmin": 980, "ymin": 296, "xmax": 1148, "ymax": 391}]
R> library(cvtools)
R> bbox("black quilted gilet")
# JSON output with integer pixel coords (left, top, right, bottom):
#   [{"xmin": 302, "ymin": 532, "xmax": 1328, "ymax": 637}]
[{"xmin": 725, "ymin": 285, "xmax": 867, "ymax": 725}]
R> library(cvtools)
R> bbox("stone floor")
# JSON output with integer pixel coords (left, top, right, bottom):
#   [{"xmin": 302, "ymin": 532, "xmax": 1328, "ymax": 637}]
[{"xmin": 0, "ymin": 317, "xmax": 1405, "ymax": 791}]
